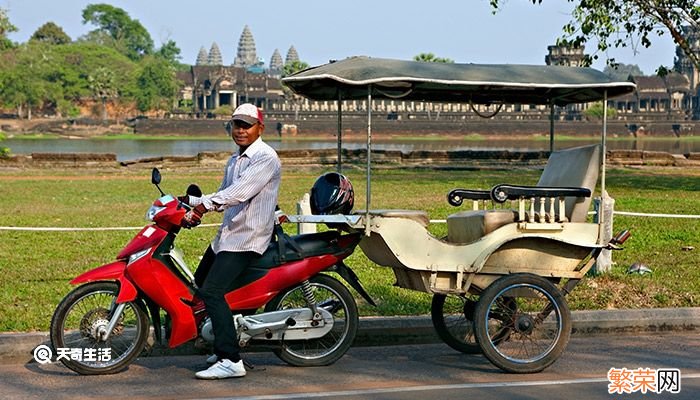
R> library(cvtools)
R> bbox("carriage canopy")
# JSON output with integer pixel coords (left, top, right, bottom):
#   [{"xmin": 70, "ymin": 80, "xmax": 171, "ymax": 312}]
[{"xmin": 281, "ymin": 56, "xmax": 636, "ymax": 106}]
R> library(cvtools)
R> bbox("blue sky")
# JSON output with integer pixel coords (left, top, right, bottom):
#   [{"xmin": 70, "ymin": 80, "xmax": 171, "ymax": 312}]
[{"xmin": 3, "ymin": 0, "xmax": 676, "ymax": 75}]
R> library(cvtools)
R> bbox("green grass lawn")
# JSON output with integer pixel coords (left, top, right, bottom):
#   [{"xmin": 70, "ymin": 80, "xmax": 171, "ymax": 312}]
[{"xmin": 0, "ymin": 166, "xmax": 698, "ymax": 332}]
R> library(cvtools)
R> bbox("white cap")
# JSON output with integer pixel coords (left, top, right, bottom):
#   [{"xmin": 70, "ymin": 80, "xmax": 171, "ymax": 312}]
[{"xmin": 231, "ymin": 103, "xmax": 263, "ymax": 125}]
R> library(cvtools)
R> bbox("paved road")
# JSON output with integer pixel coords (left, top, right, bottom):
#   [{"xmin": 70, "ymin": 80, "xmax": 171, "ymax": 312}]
[{"xmin": 2, "ymin": 332, "xmax": 698, "ymax": 400}]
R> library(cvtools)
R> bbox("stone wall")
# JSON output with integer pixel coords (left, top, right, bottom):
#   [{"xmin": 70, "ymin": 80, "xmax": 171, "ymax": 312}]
[
  {"xmin": 4, "ymin": 149, "xmax": 700, "ymax": 169},
  {"xmin": 133, "ymin": 117, "xmax": 700, "ymax": 137}
]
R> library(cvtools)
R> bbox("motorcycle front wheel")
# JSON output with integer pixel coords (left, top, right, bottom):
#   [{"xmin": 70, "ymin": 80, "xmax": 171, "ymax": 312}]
[
  {"xmin": 264, "ymin": 274, "xmax": 358, "ymax": 366},
  {"xmin": 50, "ymin": 281, "xmax": 150, "ymax": 375}
]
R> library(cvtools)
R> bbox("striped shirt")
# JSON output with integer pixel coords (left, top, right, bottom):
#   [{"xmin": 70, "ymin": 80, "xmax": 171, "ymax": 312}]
[{"xmin": 191, "ymin": 137, "xmax": 281, "ymax": 254}]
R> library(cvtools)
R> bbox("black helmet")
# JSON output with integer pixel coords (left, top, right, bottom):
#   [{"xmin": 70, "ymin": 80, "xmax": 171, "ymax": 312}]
[{"xmin": 310, "ymin": 172, "xmax": 354, "ymax": 215}]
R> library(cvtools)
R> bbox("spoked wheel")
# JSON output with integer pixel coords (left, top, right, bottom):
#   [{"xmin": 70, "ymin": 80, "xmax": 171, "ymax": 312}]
[
  {"xmin": 264, "ymin": 274, "xmax": 358, "ymax": 366},
  {"xmin": 431, "ymin": 294, "xmax": 480, "ymax": 354},
  {"xmin": 474, "ymin": 273, "xmax": 571, "ymax": 373},
  {"xmin": 50, "ymin": 281, "xmax": 150, "ymax": 375}
]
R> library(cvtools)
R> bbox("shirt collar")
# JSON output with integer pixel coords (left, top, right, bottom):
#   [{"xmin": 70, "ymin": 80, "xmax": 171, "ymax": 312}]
[{"xmin": 236, "ymin": 137, "xmax": 264, "ymax": 158}]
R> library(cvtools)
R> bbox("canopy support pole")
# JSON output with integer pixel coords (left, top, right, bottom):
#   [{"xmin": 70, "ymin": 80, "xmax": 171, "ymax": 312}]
[
  {"xmin": 365, "ymin": 86, "xmax": 373, "ymax": 236},
  {"xmin": 599, "ymin": 90, "xmax": 608, "ymax": 239},
  {"xmin": 337, "ymin": 93, "xmax": 343, "ymax": 173},
  {"xmin": 549, "ymin": 100, "xmax": 555, "ymax": 152}
]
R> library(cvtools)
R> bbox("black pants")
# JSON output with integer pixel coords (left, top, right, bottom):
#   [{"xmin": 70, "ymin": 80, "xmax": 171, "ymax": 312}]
[{"xmin": 195, "ymin": 246, "xmax": 257, "ymax": 362}]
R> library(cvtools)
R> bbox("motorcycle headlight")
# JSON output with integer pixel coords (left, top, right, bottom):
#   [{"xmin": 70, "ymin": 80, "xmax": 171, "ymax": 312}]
[
  {"xmin": 146, "ymin": 205, "xmax": 166, "ymax": 221},
  {"xmin": 128, "ymin": 247, "xmax": 151, "ymax": 265}
]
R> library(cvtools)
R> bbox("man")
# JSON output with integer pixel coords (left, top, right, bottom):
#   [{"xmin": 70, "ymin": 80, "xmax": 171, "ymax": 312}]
[{"xmin": 182, "ymin": 103, "xmax": 281, "ymax": 379}]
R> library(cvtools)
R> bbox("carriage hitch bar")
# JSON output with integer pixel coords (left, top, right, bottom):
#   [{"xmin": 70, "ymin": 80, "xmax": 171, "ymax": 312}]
[{"xmin": 606, "ymin": 229, "xmax": 631, "ymax": 251}]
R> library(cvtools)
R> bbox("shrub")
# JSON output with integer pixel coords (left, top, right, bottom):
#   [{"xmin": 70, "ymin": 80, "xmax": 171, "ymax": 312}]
[{"xmin": 584, "ymin": 101, "xmax": 617, "ymax": 120}]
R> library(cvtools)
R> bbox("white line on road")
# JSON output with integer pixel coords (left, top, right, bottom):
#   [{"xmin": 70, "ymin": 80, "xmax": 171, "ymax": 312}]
[{"xmin": 201, "ymin": 374, "xmax": 700, "ymax": 400}]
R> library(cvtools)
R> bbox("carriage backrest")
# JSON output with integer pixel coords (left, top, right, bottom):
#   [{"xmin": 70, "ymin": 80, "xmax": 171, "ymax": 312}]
[{"xmin": 537, "ymin": 144, "xmax": 600, "ymax": 222}]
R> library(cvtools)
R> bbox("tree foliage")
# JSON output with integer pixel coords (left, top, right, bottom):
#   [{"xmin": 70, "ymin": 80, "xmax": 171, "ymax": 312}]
[
  {"xmin": 156, "ymin": 39, "xmax": 181, "ymax": 65},
  {"xmin": 30, "ymin": 22, "xmax": 72, "ymax": 45},
  {"xmin": 0, "ymin": 43, "xmax": 56, "ymax": 119},
  {"xmin": 134, "ymin": 56, "xmax": 179, "ymax": 112},
  {"xmin": 0, "ymin": 42, "xmax": 143, "ymax": 118},
  {"xmin": 88, "ymin": 66, "xmax": 118, "ymax": 120},
  {"xmin": 584, "ymin": 101, "xmax": 618, "ymax": 120},
  {"xmin": 81, "ymin": 3, "xmax": 154, "ymax": 60},
  {"xmin": 0, "ymin": 132, "xmax": 9, "ymax": 158},
  {"xmin": 413, "ymin": 53, "xmax": 454, "ymax": 63},
  {"xmin": 0, "ymin": 6, "xmax": 182, "ymax": 119},
  {"xmin": 491, "ymin": 0, "xmax": 700, "ymax": 72},
  {"xmin": 0, "ymin": 7, "xmax": 17, "ymax": 50},
  {"xmin": 282, "ymin": 60, "xmax": 310, "ymax": 77}
]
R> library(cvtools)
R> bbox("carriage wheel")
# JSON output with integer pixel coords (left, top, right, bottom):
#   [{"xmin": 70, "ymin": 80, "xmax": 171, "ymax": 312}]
[
  {"xmin": 474, "ymin": 273, "xmax": 571, "ymax": 373},
  {"xmin": 430, "ymin": 294, "xmax": 481, "ymax": 354}
]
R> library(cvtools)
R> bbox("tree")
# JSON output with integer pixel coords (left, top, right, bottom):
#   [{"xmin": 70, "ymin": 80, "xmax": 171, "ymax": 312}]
[
  {"xmin": 603, "ymin": 63, "xmax": 645, "ymax": 81},
  {"xmin": 0, "ymin": 132, "xmax": 8, "ymax": 158},
  {"xmin": 281, "ymin": 60, "xmax": 311, "ymax": 120},
  {"xmin": 490, "ymin": 0, "xmax": 700, "ymax": 72},
  {"xmin": 584, "ymin": 101, "xmax": 618, "ymax": 120},
  {"xmin": 0, "ymin": 41, "xmax": 137, "ymax": 118},
  {"xmin": 156, "ymin": 39, "xmax": 181, "ymax": 66},
  {"xmin": 133, "ymin": 56, "xmax": 179, "ymax": 113},
  {"xmin": 81, "ymin": 3, "xmax": 154, "ymax": 60},
  {"xmin": 0, "ymin": 7, "xmax": 17, "ymax": 50},
  {"xmin": 413, "ymin": 53, "xmax": 454, "ymax": 63},
  {"xmin": 0, "ymin": 43, "xmax": 55, "ymax": 119},
  {"xmin": 88, "ymin": 66, "xmax": 117, "ymax": 121},
  {"xmin": 53, "ymin": 42, "xmax": 136, "ymax": 100},
  {"xmin": 30, "ymin": 22, "xmax": 71, "ymax": 45},
  {"xmin": 282, "ymin": 60, "xmax": 310, "ymax": 77}
]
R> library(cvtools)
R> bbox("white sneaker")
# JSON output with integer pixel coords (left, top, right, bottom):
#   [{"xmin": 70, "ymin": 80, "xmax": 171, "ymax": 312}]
[
  {"xmin": 195, "ymin": 359, "xmax": 246, "ymax": 379},
  {"xmin": 206, "ymin": 354, "xmax": 218, "ymax": 364}
]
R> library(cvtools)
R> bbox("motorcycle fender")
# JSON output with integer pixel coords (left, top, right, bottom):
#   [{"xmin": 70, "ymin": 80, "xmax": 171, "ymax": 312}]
[
  {"xmin": 332, "ymin": 262, "xmax": 376, "ymax": 307},
  {"xmin": 70, "ymin": 261, "xmax": 138, "ymax": 303}
]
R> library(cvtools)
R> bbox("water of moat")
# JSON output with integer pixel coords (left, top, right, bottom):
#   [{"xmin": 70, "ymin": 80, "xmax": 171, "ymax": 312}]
[{"xmin": 4, "ymin": 137, "xmax": 699, "ymax": 162}]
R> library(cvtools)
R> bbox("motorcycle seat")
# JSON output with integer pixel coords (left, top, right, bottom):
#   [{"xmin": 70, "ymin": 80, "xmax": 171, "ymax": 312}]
[{"xmin": 249, "ymin": 230, "xmax": 342, "ymax": 269}]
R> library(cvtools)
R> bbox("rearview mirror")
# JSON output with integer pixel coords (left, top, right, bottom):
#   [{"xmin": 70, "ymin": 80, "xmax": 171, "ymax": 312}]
[
  {"xmin": 186, "ymin": 184, "xmax": 202, "ymax": 197},
  {"xmin": 151, "ymin": 168, "xmax": 161, "ymax": 185}
]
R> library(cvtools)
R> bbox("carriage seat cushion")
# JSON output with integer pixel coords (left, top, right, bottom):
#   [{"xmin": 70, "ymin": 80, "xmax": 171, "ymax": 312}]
[
  {"xmin": 354, "ymin": 209, "xmax": 430, "ymax": 228},
  {"xmin": 447, "ymin": 209, "xmax": 517, "ymax": 244}
]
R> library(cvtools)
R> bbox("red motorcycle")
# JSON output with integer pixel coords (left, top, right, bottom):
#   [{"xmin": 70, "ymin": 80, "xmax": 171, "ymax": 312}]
[{"xmin": 50, "ymin": 168, "xmax": 373, "ymax": 375}]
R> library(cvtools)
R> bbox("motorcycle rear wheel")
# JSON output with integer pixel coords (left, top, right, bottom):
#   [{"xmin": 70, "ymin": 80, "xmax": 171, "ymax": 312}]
[
  {"xmin": 50, "ymin": 281, "xmax": 150, "ymax": 375},
  {"xmin": 264, "ymin": 274, "xmax": 358, "ymax": 366}
]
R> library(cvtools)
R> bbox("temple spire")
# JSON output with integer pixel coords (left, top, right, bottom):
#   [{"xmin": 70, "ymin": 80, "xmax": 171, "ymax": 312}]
[
  {"xmin": 196, "ymin": 46, "xmax": 208, "ymax": 65},
  {"xmin": 208, "ymin": 42, "xmax": 223, "ymax": 65},
  {"xmin": 233, "ymin": 25, "xmax": 257, "ymax": 67},
  {"xmin": 285, "ymin": 45, "xmax": 299, "ymax": 65},
  {"xmin": 269, "ymin": 49, "xmax": 283, "ymax": 75}
]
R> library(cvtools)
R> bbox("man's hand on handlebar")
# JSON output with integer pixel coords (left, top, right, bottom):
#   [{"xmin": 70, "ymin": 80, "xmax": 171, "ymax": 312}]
[{"xmin": 182, "ymin": 204, "xmax": 207, "ymax": 228}]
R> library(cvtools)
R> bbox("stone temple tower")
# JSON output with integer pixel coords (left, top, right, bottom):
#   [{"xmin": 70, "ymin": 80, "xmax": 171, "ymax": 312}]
[
  {"xmin": 208, "ymin": 42, "xmax": 223, "ymax": 65},
  {"xmin": 233, "ymin": 25, "xmax": 257, "ymax": 68},
  {"xmin": 545, "ymin": 45, "xmax": 586, "ymax": 67},
  {"xmin": 285, "ymin": 45, "xmax": 300, "ymax": 65},
  {"xmin": 674, "ymin": 26, "xmax": 700, "ymax": 92},
  {"xmin": 196, "ymin": 46, "xmax": 209, "ymax": 65},
  {"xmin": 269, "ymin": 49, "xmax": 284, "ymax": 76}
]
